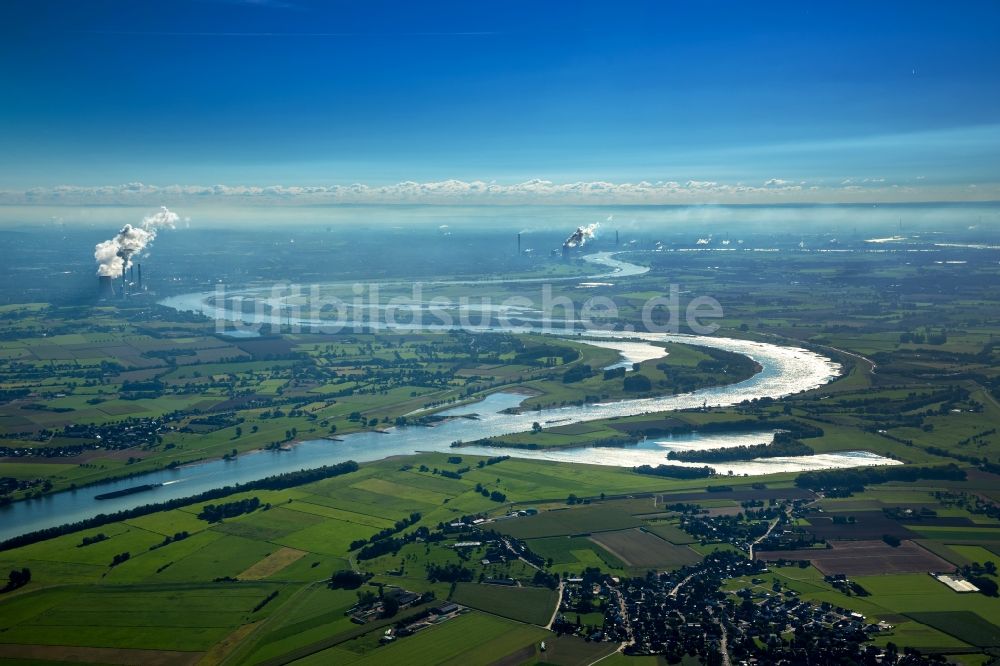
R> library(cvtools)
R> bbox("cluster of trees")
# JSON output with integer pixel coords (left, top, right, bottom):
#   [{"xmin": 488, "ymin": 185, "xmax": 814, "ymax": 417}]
[
  {"xmin": 474, "ymin": 483, "xmax": 506, "ymax": 502},
  {"xmin": 625, "ymin": 418, "xmax": 823, "ymax": 441},
  {"xmin": 119, "ymin": 378, "xmax": 167, "ymax": 400},
  {"xmin": 667, "ymin": 436, "xmax": 813, "ymax": 463},
  {"xmin": 355, "ymin": 526, "xmax": 445, "ymax": 561},
  {"xmin": 329, "ymin": 569, "xmax": 370, "ymax": 589},
  {"xmin": 623, "ymin": 374, "xmax": 652, "ymax": 392},
  {"xmin": 1, "ymin": 567, "xmax": 30, "ymax": 593},
  {"xmin": 477, "ymin": 455, "xmax": 509, "ymax": 468},
  {"xmin": 0, "ymin": 476, "xmax": 48, "ymax": 504},
  {"xmin": 438, "ymin": 466, "xmax": 470, "ymax": 480},
  {"xmin": 0, "ymin": 388, "xmax": 29, "ymax": 404},
  {"xmin": 899, "ymin": 330, "xmax": 948, "ymax": 345},
  {"xmin": 968, "ymin": 574, "xmax": 997, "ymax": 597},
  {"xmin": 634, "ymin": 464, "xmax": 714, "ymax": 479},
  {"xmin": 562, "ymin": 364, "xmax": 594, "ymax": 384},
  {"xmin": 532, "ymin": 569, "xmax": 559, "ymax": 589},
  {"xmin": 426, "ymin": 562, "xmax": 473, "ymax": 583},
  {"xmin": 515, "ymin": 344, "xmax": 580, "ymax": 366},
  {"xmin": 151, "ymin": 531, "xmax": 190, "ymax": 550},
  {"xmin": 184, "ymin": 414, "xmax": 243, "ymax": 432},
  {"xmin": 603, "ymin": 366, "xmax": 627, "ymax": 380},
  {"xmin": 22, "ymin": 403, "xmax": 74, "ymax": 413},
  {"xmin": 653, "ymin": 346, "xmax": 762, "ymax": 394},
  {"xmin": 77, "ymin": 533, "xmax": 109, "ymax": 548},
  {"xmin": 795, "ymin": 464, "xmax": 966, "ymax": 493},
  {"xmin": 109, "ymin": 552, "xmax": 130, "ymax": 567},
  {"xmin": 922, "ymin": 441, "xmax": 1000, "ymax": 476},
  {"xmin": 198, "ymin": 497, "xmax": 262, "ymax": 523},
  {"xmin": 349, "ymin": 512, "xmax": 422, "ymax": 551}
]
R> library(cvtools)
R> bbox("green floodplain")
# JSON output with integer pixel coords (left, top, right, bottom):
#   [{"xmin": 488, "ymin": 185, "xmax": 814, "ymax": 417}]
[{"xmin": 1, "ymin": 244, "xmax": 1000, "ymax": 665}]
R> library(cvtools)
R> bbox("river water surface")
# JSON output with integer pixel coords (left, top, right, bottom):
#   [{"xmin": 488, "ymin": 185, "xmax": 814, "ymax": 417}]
[{"xmin": 0, "ymin": 253, "xmax": 899, "ymax": 542}]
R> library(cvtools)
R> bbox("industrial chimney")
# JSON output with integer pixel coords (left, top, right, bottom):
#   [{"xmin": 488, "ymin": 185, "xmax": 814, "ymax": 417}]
[
  {"xmin": 517, "ymin": 233, "xmax": 521, "ymax": 254},
  {"xmin": 137, "ymin": 263, "xmax": 142, "ymax": 292}
]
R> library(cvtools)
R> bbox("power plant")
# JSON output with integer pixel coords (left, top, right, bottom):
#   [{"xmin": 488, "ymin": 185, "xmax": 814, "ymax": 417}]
[
  {"xmin": 94, "ymin": 207, "xmax": 177, "ymax": 300},
  {"xmin": 560, "ymin": 222, "xmax": 601, "ymax": 259},
  {"xmin": 517, "ymin": 222, "xmax": 616, "ymax": 259},
  {"xmin": 99, "ymin": 261, "xmax": 146, "ymax": 300}
]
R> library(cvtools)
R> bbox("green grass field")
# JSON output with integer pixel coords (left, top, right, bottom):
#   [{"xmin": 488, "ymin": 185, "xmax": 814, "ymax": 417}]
[
  {"xmin": 0, "ymin": 583, "xmax": 285, "ymax": 652},
  {"xmin": 295, "ymin": 611, "xmax": 549, "ymax": 666},
  {"xmin": 0, "ymin": 455, "xmax": 702, "ymax": 663},
  {"xmin": 643, "ymin": 522, "xmax": 698, "ymax": 545},
  {"xmin": 589, "ymin": 528, "xmax": 701, "ymax": 570},
  {"xmin": 494, "ymin": 504, "xmax": 643, "ymax": 539},
  {"xmin": 524, "ymin": 535, "xmax": 626, "ymax": 572},
  {"xmin": 906, "ymin": 611, "xmax": 1000, "ymax": 648},
  {"xmin": 449, "ymin": 583, "xmax": 558, "ymax": 626}
]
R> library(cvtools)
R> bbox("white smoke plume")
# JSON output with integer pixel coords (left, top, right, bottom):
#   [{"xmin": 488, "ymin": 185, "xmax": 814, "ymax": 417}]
[
  {"xmin": 563, "ymin": 221, "xmax": 600, "ymax": 248},
  {"xmin": 94, "ymin": 206, "xmax": 178, "ymax": 276}
]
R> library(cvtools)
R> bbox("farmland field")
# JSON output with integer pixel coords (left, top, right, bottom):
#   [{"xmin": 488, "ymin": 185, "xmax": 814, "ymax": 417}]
[
  {"xmin": 523, "ymin": 535, "xmax": 625, "ymax": 571},
  {"xmin": 756, "ymin": 540, "xmax": 953, "ymax": 576},
  {"xmin": 800, "ymin": 512, "xmax": 917, "ymax": 541},
  {"xmin": 494, "ymin": 504, "xmax": 643, "ymax": 540},
  {"xmin": 0, "ymin": 583, "xmax": 284, "ymax": 652},
  {"xmin": 296, "ymin": 611, "xmax": 549, "ymax": 666},
  {"xmin": 642, "ymin": 522, "xmax": 698, "ymax": 545},
  {"xmin": 589, "ymin": 529, "xmax": 701, "ymax": 570},
  {"xmin": 450, "ymin": 583, "xmax": 559, "ymax": 626},
  {"xmin": 238, "ymin": 547, "xmax": 308, "ymax": 580},
  {"xmin": 906, "ymin": 611, "xmax": 1000, "ymax": 648}
]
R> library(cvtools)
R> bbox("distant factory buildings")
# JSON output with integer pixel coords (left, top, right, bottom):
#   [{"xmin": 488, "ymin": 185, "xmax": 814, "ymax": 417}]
[
  {"xmin": 98, "ymin": 262, "xmax": 145, "ymax": 300},
  {"xmin": 516, "ymin": 223, "xmax": 616, "ymax": 258}
]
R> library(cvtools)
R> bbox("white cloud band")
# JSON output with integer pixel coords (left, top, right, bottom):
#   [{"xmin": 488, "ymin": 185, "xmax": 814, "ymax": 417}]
[{"xmin": 1, "ymin": 177, "xmax": 992, "ymax": 205}]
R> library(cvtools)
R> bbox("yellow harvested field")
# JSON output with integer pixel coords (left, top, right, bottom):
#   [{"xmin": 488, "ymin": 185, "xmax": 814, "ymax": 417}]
[{"xmin": 237, "ymin": 547, "xmax": 307, "ymax": 580}]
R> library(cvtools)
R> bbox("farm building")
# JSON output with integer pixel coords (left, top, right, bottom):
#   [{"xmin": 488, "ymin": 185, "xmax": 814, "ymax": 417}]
[{"xmin": 933, "ymin": 573, "xmax": 980, "ymax": 593}]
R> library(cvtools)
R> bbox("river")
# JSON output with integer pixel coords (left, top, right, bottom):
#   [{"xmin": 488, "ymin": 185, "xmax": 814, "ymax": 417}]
[{"xmin": 0, "ymin": 253, "xmax": 899, "ymax": 542}]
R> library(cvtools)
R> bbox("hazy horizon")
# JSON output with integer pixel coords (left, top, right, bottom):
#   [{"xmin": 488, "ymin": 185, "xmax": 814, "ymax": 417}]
[{"xmin": 1, "ymin": 201, "xmax": 998, "ymax": 234}]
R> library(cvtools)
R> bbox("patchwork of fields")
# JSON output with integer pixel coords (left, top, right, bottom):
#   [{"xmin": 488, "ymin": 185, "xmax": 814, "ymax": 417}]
[
  {"xmin": 4, "ymin": 447, "xmax": 1000, "ymax": 664},
  {"xmin": 0, "ymin": 452, "xmax": 748, "ymax": 664}
]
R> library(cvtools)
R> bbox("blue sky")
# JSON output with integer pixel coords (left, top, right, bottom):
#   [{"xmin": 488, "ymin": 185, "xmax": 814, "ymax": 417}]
[{"xmin": 1, "ymin": 0, "xmax": 999, "ymax": 204}]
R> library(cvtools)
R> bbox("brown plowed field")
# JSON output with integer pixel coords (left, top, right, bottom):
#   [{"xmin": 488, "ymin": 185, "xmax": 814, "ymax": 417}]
[{"xmin": 756, "ymin": 539, "xmax": 953, "ymax": 576}]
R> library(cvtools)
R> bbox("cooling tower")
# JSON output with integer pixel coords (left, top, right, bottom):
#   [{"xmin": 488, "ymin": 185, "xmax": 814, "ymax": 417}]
[{"xmin": 98, "ymin": 275, "xmax": 114, "ymax": 299}]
